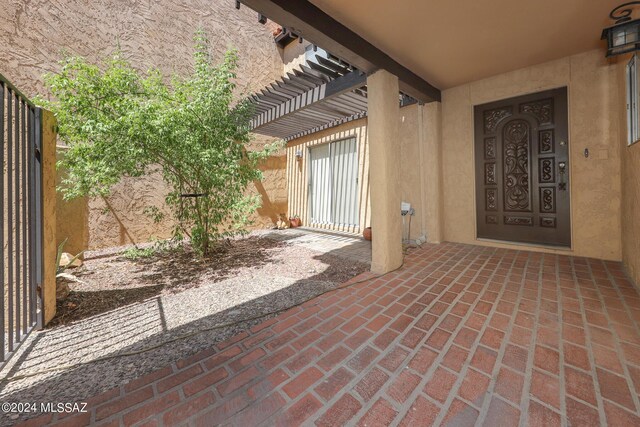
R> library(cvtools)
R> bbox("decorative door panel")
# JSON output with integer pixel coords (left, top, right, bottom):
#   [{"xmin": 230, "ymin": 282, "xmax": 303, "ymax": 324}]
[{"xmin": 474, "ymin": 88, "xmax": 570, "ymax": 247}]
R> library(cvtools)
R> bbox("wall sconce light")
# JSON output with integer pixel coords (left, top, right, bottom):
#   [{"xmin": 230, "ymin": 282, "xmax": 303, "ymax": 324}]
[
  {"xmin": 295, "ymin": 149, "xmax": 303, "ymax": 160},
  {"xmin": 602, "ymin": 2, "xmax": 640, "ymax": 57}
]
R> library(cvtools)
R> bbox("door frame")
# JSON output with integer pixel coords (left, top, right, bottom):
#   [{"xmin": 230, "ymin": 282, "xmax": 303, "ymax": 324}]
[{"xmin": 471, "ymin": 85, "xmax": 574, "ymax": 250}]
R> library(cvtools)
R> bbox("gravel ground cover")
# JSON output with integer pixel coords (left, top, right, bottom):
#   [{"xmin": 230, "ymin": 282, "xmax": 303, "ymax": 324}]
[{"xmin": 0, "ymin": 230, "xmax": 369, "ymax": 426}]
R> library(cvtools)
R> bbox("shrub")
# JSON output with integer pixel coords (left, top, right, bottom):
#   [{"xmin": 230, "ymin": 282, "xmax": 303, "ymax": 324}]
[{"xmin": 38, "ymin": 30, "xmax": 280, "ymax": 254}]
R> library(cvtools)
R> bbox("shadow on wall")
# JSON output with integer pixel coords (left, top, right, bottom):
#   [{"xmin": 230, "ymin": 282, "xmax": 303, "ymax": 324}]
[
  {"xmin": 55, "ymin": 147, "xmax": 89, "ymax": 256},
  {"xmin": 0, "ymin": 240, "xmax": 370, "ymax": 425},
  {"xmin": 56, "ymin": 152, "xmax": 289, "ymax": 251},
  {"xmin": 252, "ymin": 154, "xmax": 288, "ymax": 226}
]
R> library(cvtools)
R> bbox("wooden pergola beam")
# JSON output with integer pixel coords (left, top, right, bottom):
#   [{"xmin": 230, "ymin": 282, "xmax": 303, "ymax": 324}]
[{"xmin": 251, "ymin": 70, "xmax": 366, "ymax": 130}]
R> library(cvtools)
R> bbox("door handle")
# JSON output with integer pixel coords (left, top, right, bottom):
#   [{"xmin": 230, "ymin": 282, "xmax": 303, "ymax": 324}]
[{"xmin": 558, "ymin": 161, "xmax": 567, "ymax": 191}]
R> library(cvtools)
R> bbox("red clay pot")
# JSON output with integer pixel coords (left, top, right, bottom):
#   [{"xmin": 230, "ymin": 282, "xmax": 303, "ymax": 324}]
[
  {"xmin": 289, "ymin": 217, "xmax": 301, "ymax": 228},
  {"xmin": 363, "ymin": 227, "xmax": 372, "ymax": 241}
]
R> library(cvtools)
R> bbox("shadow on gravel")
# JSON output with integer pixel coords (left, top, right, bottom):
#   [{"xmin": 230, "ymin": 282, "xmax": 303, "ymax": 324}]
[
  {"xmin": 0, "ymin": 238, "xmax": 371, "ymax": 426},
  {"xmin": 52, "ymin": 236, "xmax": 287, "ymax": 326},
  {"xmin": 48, "ymin": 285, "xmax": 164, "ymax": 328}
]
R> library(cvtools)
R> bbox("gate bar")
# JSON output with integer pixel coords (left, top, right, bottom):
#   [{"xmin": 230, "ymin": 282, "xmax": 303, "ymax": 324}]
[
  {"xmin": 22, "ymin": 100, "xmax": 28, "ymax": 335},
  {"xmin": 0, "ymin": 82, "xmax": 4, "ymax": 362},
  {"xmin": 35, "ymin": 107, "xmax": 43, "ymax": 330},
  {"xmin": 7, "ymin": 89, "xmax": 14, "ymax": 354},
  {"xmin": 28, "ymin": 106, "xmax": 34, "ymax": 328},
  {"xmin": 26, "ymin": 106, "xmax": 35, "ymax": 327},
  {"xmin": 15, "ymin": 93, "xmax": 21, "ymax": 343}
]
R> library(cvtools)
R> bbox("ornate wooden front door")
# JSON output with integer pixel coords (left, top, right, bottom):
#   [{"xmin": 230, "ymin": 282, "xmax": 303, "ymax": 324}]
[{"xmin": 474, "ymin": 88, "xmax": 570, "ymax": 247}]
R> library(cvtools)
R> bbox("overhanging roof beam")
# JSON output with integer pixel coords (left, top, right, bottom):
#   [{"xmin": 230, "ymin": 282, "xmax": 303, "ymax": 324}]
[{"xmin": 239, "ymin": 0, "xmax": 441, "ymax": 102}]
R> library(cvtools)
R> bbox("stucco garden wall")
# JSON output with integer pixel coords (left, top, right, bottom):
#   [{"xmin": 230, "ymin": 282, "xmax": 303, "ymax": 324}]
[
  {"xmin": 55, "ymin": 148, "xmax": 88, "ymax": 255},
  {"xmin": 0, "ymin": 0, "xmax": 287, "ymax": 249},
  {"xmin": 440, "ymin": 49, "xmax": 623, "ymax": 261}
]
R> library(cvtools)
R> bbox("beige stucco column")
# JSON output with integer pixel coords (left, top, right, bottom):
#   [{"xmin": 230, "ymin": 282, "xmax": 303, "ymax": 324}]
[
  {"xmin": 367, "ymin": 70, "xmax": 403, "ymax": 274},
  {"xmin": 423, "ymin": 102, "xmax": 444, "ymax": 243},
  {"xmin": 42, "ymin": 110, "xmax": 57, "ymax": 325}
]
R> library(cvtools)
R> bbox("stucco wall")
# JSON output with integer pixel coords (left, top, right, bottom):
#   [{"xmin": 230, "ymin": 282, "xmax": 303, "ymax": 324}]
[
  {"xmin": 1, "ymin": 0, "xmax": 283, "ymax": 102},
  {"xmin": 397, "ymin": 104, "xmax": 429, "ymax": 242},
  {"xmin": 55, "ymin": 148, "xmax": 88, "ymax": 255},
  {"xmin": 621, "ymin": 138, "xmax": 640, "ymax": 284},
  {"xmin": 283, "ymin": 40, "xmax": 311, "ymax": 75},
  {"xmin": 0, "ymin": 0, "xmax": 287, "ymax": 249},
  {"xmin": 87, "ymin": 168, "xmax": 174, "ymax": 248},
  {"xmin": 621, "ymin": 130, "xmax": 640, "ymax": 285},
  {"xmin": 249, "ymin": 150, "xmax": 288, "ymax": 228},
  {"xmin": 617, "ymin": 56, "xmax": 640, "ymax": 285},
  {"xmin": 441, "ymin": 49, "xmax": 622, "ymax": 261}
]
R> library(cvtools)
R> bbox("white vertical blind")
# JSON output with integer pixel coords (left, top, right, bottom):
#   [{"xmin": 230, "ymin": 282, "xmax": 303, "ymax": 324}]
[
  {"xmin": 309, "ymin": 143, "xmax": 332, "ymax": 224},
  {"xmin": 309, "ymin": 138, "xmax": 359, "ymax": 227}
]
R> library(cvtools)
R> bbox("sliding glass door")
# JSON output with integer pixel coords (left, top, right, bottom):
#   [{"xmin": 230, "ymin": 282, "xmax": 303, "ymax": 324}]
[{"xmin": 309, "ymin": 138, "xmax": 359, "ymax": 227}]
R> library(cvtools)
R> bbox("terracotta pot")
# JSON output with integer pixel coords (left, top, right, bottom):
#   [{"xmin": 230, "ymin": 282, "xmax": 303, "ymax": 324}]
[
  {"xmin": 289, "ymin": 218, "xmax": 301, "ymax": 228},
  {"xmin": 363, "ymin": 227, "xmax": 372, "ymax": 241}
]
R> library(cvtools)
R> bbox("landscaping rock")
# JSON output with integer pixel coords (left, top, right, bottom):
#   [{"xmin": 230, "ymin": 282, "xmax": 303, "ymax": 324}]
[
  {"xmin": 55, "ymin": 279, "xmax": 71, "ymax": 301},
  {"xmin": 59, "ymin": 252, "xmax": 83, "ymax": 268},
  {"xmin": 56, "ymin": 272, "xmax": 83, "ymax": 301}
]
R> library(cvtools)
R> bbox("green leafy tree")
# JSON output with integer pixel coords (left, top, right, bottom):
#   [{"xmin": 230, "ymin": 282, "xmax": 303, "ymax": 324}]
[{"xmin": 38, "ymin": 31, "xmax": 279, "ymax": 254}]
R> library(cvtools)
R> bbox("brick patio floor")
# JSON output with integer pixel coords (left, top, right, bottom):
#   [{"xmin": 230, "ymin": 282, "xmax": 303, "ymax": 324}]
[{"xmin": 25, "ymin": 242, "xmax": 640, "ymax": 426}]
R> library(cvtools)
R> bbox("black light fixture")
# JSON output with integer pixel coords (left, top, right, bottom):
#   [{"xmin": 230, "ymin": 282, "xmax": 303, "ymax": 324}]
[{"xmin": 602, "ymin": 2, "xmax": 640, "ymax": 57}]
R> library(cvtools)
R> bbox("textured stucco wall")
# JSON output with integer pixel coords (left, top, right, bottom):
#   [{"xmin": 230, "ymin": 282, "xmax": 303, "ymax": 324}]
[
  {"xmin": 55, "ymin": 148, "xmax": 88, "ymax": 255},
  {"xmin": 617, "ymin": 56, "xmax": 640, "ymax": 285},
  {"xmin": 397, "ymin": 103, "xmax": 427, "ymax": 242},
  {"xmin": 422, "ymin": 101, "xmax": 444, "ymax": 243},
  {"xmin": 0, "ymin": 0, "xmax": 287, "ymax": 249},
  {"xmin": 283, "ymin": 40, "xmax": 310, "ymax": 75},
  {"xmin": 441, "ymin": 49, "xmax": 622, "ymax": 261},
  {"xmin": 621, "ymin": 133, "xmax": 640, "ymax": 285},
  {"xmin": 87, "ymin": 168, "xmax": 174, "ymax": 248},
  {"xmin": 251, "ymin": 153, "xmax": 288, "ymax": 228},
  {"xmin": 0, "ymin": 0, "xmax": 283, "ymax": 100}
]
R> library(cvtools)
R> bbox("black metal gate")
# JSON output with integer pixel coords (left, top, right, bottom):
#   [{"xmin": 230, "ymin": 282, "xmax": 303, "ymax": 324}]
[{"xmin": 1, "ymin": 73, "xmax": 43, "ymax": 368}]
